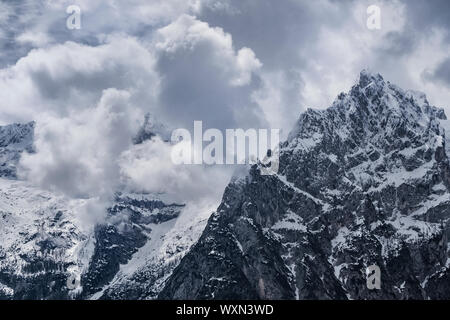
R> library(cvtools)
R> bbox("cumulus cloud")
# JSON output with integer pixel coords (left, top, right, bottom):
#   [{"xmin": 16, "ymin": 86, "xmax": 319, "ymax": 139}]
[
  {"xmin": 0, "ymin": 0, "xmax": 202, "ymax": 67},
  {"xmin": 0, "ymin": 9, "xmax": 259, "ymax": 227},
  {"xmin": 154, "ymin": 14, "xmax": 265, "ymax": 131},
  {"xmin": 0, "ymin": 35, "xmax": 160, "ymax": 219},
  {"xmin": 19, "ymin": 88, "xmax": 142, "ymax": 198},
  {"xmin": 119, "ymin": 136, "xmax": 232, "ymax": 204},
  {"xmin": 196, "ymin": 0, "xmax": 450, "ymax": 132},
  {"xmin": 155, "ymin": 14, "xmax": 261, "ymax": 87},
  {"xmin": 0, "ymin": 35, "xmax": 158, "ymax": 124}
]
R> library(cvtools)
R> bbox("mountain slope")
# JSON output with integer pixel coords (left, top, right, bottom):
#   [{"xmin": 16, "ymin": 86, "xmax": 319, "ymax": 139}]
[
  {"xmin": 159, "ymin": 70, "xmax": 450, "ymax": 300},
  {"xmin": 0, "ymin": 177, "xmax": 89, "ymax": 299},
  {"xmin": 93, "ymin": 196, "xmax": 211, "ymax": 300},
  {"xmin": 0, "ymin": 181, "xmax": 193, "ymax": 300},
  {"xmin": 0, "ymin": 117, "xmax": 206, "ymax": 300}
]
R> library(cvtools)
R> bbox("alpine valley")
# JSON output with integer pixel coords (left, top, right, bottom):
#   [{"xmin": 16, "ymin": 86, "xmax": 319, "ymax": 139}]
[{"xmin": 1, "ymin": 71, "xmax": 449, "ymax": 300}]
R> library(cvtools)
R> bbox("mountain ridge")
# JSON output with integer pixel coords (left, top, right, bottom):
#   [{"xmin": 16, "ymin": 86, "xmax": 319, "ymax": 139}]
[
  {"xmin": 1, "ymin": 71, "xmax": 449, "ymax": 300},
  {"xmin": 159, "ymin": 70, "xmax": 450, "ymax": 299}
]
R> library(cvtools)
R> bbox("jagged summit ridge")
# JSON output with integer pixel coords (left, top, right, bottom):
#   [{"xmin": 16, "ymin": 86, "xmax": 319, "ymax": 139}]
[
  {"xmin": 358, "ymin": 69, "xmax": 384, "ymax": 88},
  {"xmin": 284, "ymin": 70, "xmax": 447, "ymax": 194},
  {"xmin": 289, "ymin": 69, "xmax": 445, "ymax": 143}
]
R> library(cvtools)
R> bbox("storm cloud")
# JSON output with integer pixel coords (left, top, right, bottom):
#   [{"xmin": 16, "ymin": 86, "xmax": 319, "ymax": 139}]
[{"xmin": 0, "ymin": 0, "xmax": 449, "ymax": 223}]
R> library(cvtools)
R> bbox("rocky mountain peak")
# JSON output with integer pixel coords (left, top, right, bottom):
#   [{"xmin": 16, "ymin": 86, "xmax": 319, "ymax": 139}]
[
  {"xmin": 2, "ymin": 71, "xmax": 450, "ymax": 300},
  {"xmin": 287, "ymin": 70, "xmax": 446, "ymax": 162},
  {"xmin": 160, "ymin": 71, "xmax": 450, "ymax": 300},
  {"xmin": 133, "ymin": 113, "xmax": 170, "ymax": 144},
  {"xmin": 357, "ymin": 69, "xmax": 385, "ymax": 88}
]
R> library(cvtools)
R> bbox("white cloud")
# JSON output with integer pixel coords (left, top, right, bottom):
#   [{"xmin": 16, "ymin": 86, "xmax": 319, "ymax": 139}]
[
  {"xmin": 154, "ymin": 14, "xmax": 265, "ymax": 131},
  {"xmin": 119, "ymin": 136, "xmax": 232, "ymax": 204},
  {"xmin": 0, "ymin": 35, "xmax": 158, "ymax": 124},
  {"xmin": 0, "ymin": 35, "xmax": 160, "ymax": 217},
  {"xmin": 16, "ymin": 31, "xmax": 51, "ymax": 47},
  {"xmin": 155, "ymin": 14, "xmax": 261, "ymax": 87},
  {"xmin": 19, "ymin": 88, "xmax": 142, "ymax": 199},
  {"xmin": 252, "ymin": 70, "xmax": 303, "ymax": 138},
  {"xmin": 0, "ymin": 19, "xmax": 244, "ymax": 226}
]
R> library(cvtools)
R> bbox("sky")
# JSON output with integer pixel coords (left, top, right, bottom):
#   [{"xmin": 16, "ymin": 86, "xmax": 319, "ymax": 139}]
[{"xmin": 0, "ymin": 0, "xmax": 449, "ymax": 222}]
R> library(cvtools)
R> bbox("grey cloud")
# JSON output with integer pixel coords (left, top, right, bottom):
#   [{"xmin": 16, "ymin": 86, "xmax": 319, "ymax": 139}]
[
  {"xmin": 195, "ymin": 0, "xmax": 355, "ymax": 130},
  {"xmin": 0, "ymin": 0, "xmax": 43, "ymax": 67},
  {"xmin": 402, "ymin": 0, "xmax": 450, "ymax": 35},
  {"xmin": 0, "ymin": 37, "xmax": 159, "ymax": 124},
  {"xmin": 156, "ymin": 46, "xmax": 265, "ymax": 131},
  {"xmin": 370, "ymin": 0, "xmax": 450, "ymax": 63},
  {"xmin": 0, "ymin": 0, "xmax": 199, "ymax": 68},
  {"xmin": 377, "ymin": 31, "xmax": 417, "ymax": 57},
  {"xmin": 422, "ymin": 57, "xmax": 450, "ymax": 87},
  {"xmin": 198, "ymin": 0, "xmax": 352, "ymax": 70},
  {"xmin": 154, "ymin": 15, "xmax": 266, "ymax": 131}
]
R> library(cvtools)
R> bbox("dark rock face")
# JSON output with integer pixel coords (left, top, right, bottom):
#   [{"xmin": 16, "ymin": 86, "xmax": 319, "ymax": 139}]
[
  {"xmin": 80, "ymin": 224, "xmax": 148, "ymax": 297},
  {"xmin": 160, "ymin": 71, "xmax": 450, "ymax": 300},
  {"xmin": 0, "ymin": 121, "xmax": 34, "ymax": 178}
]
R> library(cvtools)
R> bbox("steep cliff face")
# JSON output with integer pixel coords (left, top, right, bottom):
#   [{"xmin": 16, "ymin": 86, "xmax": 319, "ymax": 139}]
[{"xmin": 159, "ymin": 71, "xmax": 450, "ymax": 300}]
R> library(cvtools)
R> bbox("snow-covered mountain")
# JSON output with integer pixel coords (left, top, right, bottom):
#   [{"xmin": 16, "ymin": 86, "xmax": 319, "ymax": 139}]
[
  {"xmin": 0, "ymin": 117, "xmax": 208, "ymax": 300},
  {"xmin": 133, "ymin": 113, "xmax": 171, "ymax": 145},
  {"xmin": 1, "ymin": 71, "xmax": 450, "ymax": 300},
  {"xmin": 0, "ymin": 177, "xmax": 88, "ymax": 299},
  {"xmin": 159, "ymin": 70, "xmax": 450, "ymax": 299}
]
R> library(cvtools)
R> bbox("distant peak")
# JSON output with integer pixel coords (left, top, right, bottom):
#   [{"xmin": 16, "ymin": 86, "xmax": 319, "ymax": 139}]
[
  {"xmin": 133, "ymin": 113, "xmax": 170, "ymax": 144},
  {"xmin": 358, "ymin": 69, "xmax": 384, "ymax": 88}
]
